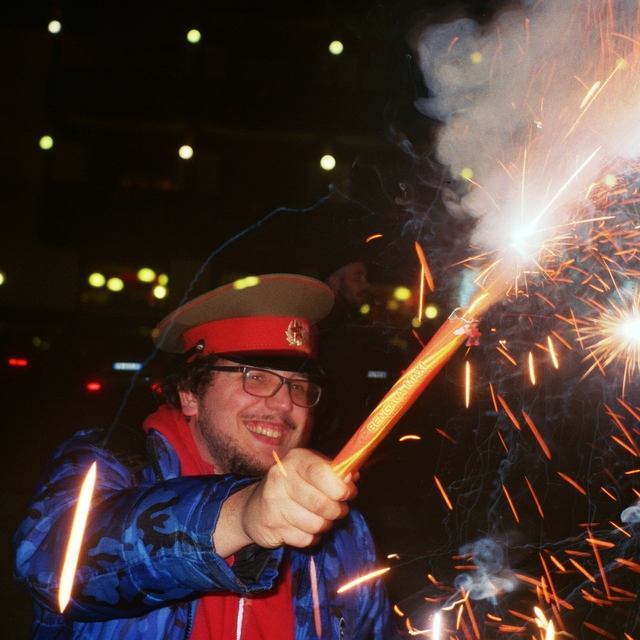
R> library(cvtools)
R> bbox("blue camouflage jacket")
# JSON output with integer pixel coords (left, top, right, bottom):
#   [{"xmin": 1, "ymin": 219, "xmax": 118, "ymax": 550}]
[{"xmin": 14, "ymin": 427, "xmax": 400, "ymax": 639}]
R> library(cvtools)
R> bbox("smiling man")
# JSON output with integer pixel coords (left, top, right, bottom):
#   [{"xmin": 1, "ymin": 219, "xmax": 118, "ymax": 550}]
[{"xmin": 14, "ymin": 274, "xmax": 400, "ymax": 640}]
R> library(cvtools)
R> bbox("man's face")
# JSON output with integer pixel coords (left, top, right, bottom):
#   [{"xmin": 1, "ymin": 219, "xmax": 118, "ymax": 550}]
[
  {"xmin": 333, "ymin": 262, "xmax": 369, "ymax": 308},
  {"xmin": 179, "ymin": 360, "xmax": 315, "ymax": 475}
]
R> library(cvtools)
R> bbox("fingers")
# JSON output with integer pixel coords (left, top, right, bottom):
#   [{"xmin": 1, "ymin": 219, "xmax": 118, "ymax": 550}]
[{"xmin": 242, "ymin": 448, "xmax": 356, "ymax": 550}]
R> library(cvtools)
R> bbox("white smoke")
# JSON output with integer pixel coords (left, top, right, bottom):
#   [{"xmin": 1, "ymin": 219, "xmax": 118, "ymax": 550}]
[
  {"xmin": 621, "ymin": 500, "xmax": 640, "ymax": 524},
  {"xmin": 415, "ymin": 0, "xmax": 640, "ymax": 252},
  {"xmin": 453, "ymin": 538, "xmax": 517, "ymax": 603}
]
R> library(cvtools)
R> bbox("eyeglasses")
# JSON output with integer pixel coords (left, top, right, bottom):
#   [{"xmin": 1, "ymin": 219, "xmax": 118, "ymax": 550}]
[{"xmin": 209, "ymin": 365, "xmax": 322, "ymax": 408}]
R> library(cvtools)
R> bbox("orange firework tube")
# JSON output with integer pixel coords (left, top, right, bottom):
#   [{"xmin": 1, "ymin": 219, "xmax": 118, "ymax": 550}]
[
  {"xmin": 332, "ymin": 263, "xmax": 511, "ymax": 478},
  {"xmin": 331, "ymin": 310, "xmax": 470, "ymax": 477}
]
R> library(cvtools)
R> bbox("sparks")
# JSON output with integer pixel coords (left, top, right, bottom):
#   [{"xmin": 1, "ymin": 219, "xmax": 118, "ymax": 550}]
[
  {"xmin": 581, "ymin": 294, "xmax": 640, "ymax": 392},
  {"xmin": 547, "ymin": 335, "xmax": 560, "ymax": 368},
  {"xmin": 309, "ymin": 556, "xmax": 322, "ymax": 638},
  {"xmin": 336, "ymin": 567, "xmax": 390, "ymax": 594},
  {"xmin": 434, "ymin": 475, "xmax": 454, "ymax": 510},
  {"xmin": 464, "ymin": 361, "xmax": 471, "ymax": 408},
  {"xmin": 528, "ymin": 351, "xmax": 536, "ymax": 385},
  {"xmin": 58, "ymin": 461, "xmax": 97, "ymax": 613}
]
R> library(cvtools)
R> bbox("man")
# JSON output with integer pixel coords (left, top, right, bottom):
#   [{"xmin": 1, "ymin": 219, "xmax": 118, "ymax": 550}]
[
  {"xmin": 315, "ymin": 254, "xmax": 407, "ymax": 457},
  {"xmin": 325, "ymin": 260, "xmax": 370, "ymax": 311},
  {"xmin": 13, "ymin": 274, "xmax": 399, "ymax": 639}
]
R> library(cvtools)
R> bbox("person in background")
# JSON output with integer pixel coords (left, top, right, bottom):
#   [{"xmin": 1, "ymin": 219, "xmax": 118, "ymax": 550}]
[
  {"xmin": 314, "ymin": 249, "xmax": 406, "ymax": 457},
  {"xmin": 325, "ymin": 258, "xmax": 370, "ymax": 313},
  {"xmin": 13, "ymin": 273, "xmax": 400, "ymax": 639}
]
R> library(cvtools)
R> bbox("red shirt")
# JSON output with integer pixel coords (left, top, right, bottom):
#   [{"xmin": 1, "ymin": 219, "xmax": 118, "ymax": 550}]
[{"xmin": 143, "ymin": 405, "xmax": 295, "ymax": 640}]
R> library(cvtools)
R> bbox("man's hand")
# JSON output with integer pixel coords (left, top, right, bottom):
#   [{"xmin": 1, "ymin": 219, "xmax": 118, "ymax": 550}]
[{"xmin": 214, "ymin": 449, "xmax": 357, "ymax": 557}]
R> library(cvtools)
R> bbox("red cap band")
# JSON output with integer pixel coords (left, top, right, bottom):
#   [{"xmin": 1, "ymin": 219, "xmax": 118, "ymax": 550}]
[{"xmin": 182, "ymin": 316, "xmax": 317, "ymax": 359}]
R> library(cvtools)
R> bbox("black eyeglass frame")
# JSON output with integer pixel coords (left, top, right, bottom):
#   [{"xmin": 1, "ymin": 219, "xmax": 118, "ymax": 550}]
[{"xmin": 208, "ymin": 365, "xmax": 322, "ymax": 408}]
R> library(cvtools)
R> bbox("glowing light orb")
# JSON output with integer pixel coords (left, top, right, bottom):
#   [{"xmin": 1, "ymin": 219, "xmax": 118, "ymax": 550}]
[
  {"xmin": 157, "ymin": 273, "xmax": 169, "ymax": 285},
  {"xmin": 153, "ymin": 285, "xmax": 168, "ymax": 299},
  {"xmin": 88, "ymin": 272, "xmax": 106, "ymax": 288},
  {"xmin": 616, "ymin": 57, "xmax": 628, "ymax": 70},
  {"xmin": 48, "ymin": 20, "xmax": 61, "ymax": 34},
  {"xmin": 582, "ymin": 296, "xmax": 640, "ymax": 391},
  {"xmin": 603, "ymin": 173, "xmax": 617, "ymax": 187},
  {"xmin": 0, "ymin": 271, "xmax": 5, "ymax": 285},
  {"xmin": 470, "ymin": 51, "xmax": 483, "ymax": 64},
  {"xmin": 320, "ymin": 155, "xmax": 336, "ymax": 171},
  {"xmin": 425, "ymin": 304, "xmax": 438, "ymax": 319},
  {"xmin": 509, "ymin": 221, "xmax": 544, "ymax": 260},
  {"xmin": 39, "ymin": 135, "xmax": 54, "ymax": 150},
  {"xmin": 359, "ymin": 303, "xmax": 371, "ymax": 315},
  {"xmin": 187, "ymin": 29, "xmax": 201, "ymax": 43},
  {"xmin": 411, "ymin": 317, "xmax": 422, "ymax": 328},
  {"xmin": 393, "ymin": 286, "xmax": 412, "ymax": 301},
  {"xmin": 623, "ymin": 320, "xmax": 640, "ymax": 341},
  {"xmin": 460, "ymin": 167, "xmax": 474, "ymax": 180},
  {"xmin": 106, "ymin": 277, "xmax": 124, "ymax": 292},
  {"xmin": 233, "ymin": 276, "xmax": 260, "ymax": 290},
  {"xmin": 179, "ymin": 145, "xmax": 193, "ymax": 159},
  {"xmin": 329, "ymin": 40, "xmax": 344, "ymax": 55},
  {"xmin": 137, "ymin": 267, "xmax": 156, "ymax": 283}
]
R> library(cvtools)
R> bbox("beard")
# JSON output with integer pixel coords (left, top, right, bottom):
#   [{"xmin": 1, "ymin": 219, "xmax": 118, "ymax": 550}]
[{"xmin": 195, "ymin": 403, "xmax": 299, "ymax": 476}]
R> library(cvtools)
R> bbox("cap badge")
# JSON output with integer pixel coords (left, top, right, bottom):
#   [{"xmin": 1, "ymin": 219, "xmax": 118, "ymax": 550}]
[{"xmin": 285, "ymin": 319, "xmax": 307, "ymax": 347}]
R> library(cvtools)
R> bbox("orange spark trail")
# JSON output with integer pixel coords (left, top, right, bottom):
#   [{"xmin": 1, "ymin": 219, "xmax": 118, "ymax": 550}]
[
  {"xmin": 605, "ymin": 404, "xmax": 640, "ymax": 455},
  {"xmin": 272, "ymin": 450, "xmax": 288, "ymax": 476},
  {"xmin": 611, "ymin": 521, "xmax": 631, "ymax": 537},
  {"xmin": 539, "ymin": 553, "xmax": 560, "ymax": 604},
  {"xmin": 569, "ymin": 558, "xmax": 596, "ymax": 582},
  {"xmin": 522, "ymin": 410, "xmax": 552, "ymax": 459},
  {"xmin": 59, "ymin": 461, "xmax": 97, "ymax": 613},
  {"xmin": 418, "ymin": 266, "xmax": 425, "ymax": 322},
  {"xmin": 435, "ymin": 476, "xmax": 454, "ymax": 510},
  {"xmin": 465, "ymin": 361, "xmax": 471, "ymax": 408},
  {"xmin": 309, "ymin": 556, "xmax": 322, "ymax": 638},
  {"xmin": 502, "ymin": 484, "xmax": 520, "ymax": 522},
  {"xmin": 336, "ymin": 567, "xmax": 390, "ymax": 594},
  {"xmin": 548, "ymin": 554, "xmax": 566, "ymax": 572},
  {"xmin": 436, "ymin": 428, "xmax": 457, "ymax": 444},
  {"xmin": 547, "ymin": 336, "xmax": 560, "ymax": 368},
  {"xmin": 557, "ymin": 472, "xmax": 586, "ymax": 495},
  {"xmin": 496, "ymin": 346, "xmax": 518, "ymax": 366},
  {"xmin": 587, "ymin": 529, "xmax": 611, "ymax": 597},
  {"xmin": 611, "ymin": 435, "xmax": 638, "ymax": 457},
  {"xmin": 583, "ymin": 622, "xmax": 616, "ymax": 640},
  {"xmin": 489, "ymin": 383, "xmax": 498, "ymax": 411},
  {"xmin": 497, "ymin": 394, "xmax": 521, "ymax": 430},
  {"xmin": 528, "ymin": 351, "xmax": 537, "ymax": 384},
  {"xmin": 526, "ymin": 477, "xmax": 545, "ymax": 517},
  {"xmin": 463, "ymin": 590, "xmax": 481, "ymax": 640},
  {"xmin": 414, "ymin": 241, "xmax": 435, "ymax": 292},
  {"xmin": 617, "ymin": 396, "xmax": 640, "ymax": 422},
  {"xmin": 550, "ymin": 329, "xmax": 574, "ymax": 351},
  {"xmin": 617, "ymin": 557, "xmax": 640, "ymax": 572}
]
